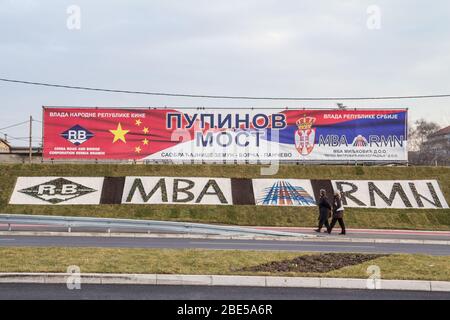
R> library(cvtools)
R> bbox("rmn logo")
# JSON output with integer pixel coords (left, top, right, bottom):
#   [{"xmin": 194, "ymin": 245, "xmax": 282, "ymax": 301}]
[
  {"xmin": 61, "ymin": 125, "xmax": 94, "ymax": 145},
  {"xmin": 18, "ymin": 178, "xmax": 97, "ymax": 204}
]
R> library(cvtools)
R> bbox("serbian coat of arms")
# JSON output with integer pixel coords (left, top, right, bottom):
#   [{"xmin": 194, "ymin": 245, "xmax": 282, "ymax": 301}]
[{"xmin": 294, "ymin": 116, "xmax": 316, "ymax": 156}]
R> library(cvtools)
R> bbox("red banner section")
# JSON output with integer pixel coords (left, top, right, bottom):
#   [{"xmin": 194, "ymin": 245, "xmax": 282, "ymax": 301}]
[{"xmin": 43, "ymin": 108, "xmax": 180, "ymax": 160}]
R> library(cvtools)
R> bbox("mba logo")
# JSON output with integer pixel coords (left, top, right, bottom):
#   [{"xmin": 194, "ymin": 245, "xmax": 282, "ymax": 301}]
[
  {"xmin": 18, "ymin": 178, "xmax": 97, "ymax": 204},
  {"xmin": 122, "ymin": 177, "xmax": 233, "ymax": 205},
  {"xmin": 61, "ymin": 125, "xmax": 94, "ymax": 145}
]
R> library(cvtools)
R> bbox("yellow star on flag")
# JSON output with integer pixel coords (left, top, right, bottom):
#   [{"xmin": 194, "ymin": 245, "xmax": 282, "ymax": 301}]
[
  {"xmin": 135, "ymin": 119, "xmax": 142, "ymax": 126},
  {"xmin": 143, "ymin": 127, "xmax": 149, "ymax": 134},
  {"xmin": 143, "ymin": 138, "xmax": 149, "ymax": 145},
  {"xmin": 109, "ymin": 123, "xmax": 130, "ymax": 143},
  {"xmin": 135, "ymin": 146, "xmax": 142, "ymax": 153}
]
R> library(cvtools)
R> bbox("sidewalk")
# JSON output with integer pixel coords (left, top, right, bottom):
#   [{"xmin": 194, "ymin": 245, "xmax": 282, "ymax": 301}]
[{"xmin": 251, "ymin": 226, "xmax": 450, "ymax": 241}]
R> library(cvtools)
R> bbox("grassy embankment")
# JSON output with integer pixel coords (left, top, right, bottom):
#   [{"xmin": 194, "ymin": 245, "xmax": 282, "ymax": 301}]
[
  {"xmin": 0, "ymin": 164, "xmax": 449, "ymax": 230},
  {"xmin": 0, "ymin": 247, "xmax": 449, "ymax": 281}
]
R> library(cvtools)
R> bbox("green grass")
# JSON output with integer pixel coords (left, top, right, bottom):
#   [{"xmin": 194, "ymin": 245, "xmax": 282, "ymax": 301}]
[
  {"xmin": 0, "ymin": 247, "xmax": 449, "ymax": 281},
  {"xmin": 1, "ymin": 164, "xmax": 449, "ymax": 230}
]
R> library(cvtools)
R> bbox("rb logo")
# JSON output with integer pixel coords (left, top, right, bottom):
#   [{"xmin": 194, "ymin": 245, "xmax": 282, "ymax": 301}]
[{"xmin": 61, "ymin": 125, "xmax": 94, "ymax": 146}]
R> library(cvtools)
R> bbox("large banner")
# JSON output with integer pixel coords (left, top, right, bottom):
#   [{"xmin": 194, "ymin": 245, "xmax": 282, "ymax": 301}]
[
  {"xmin": 10, "ymin": 177, "xmax": 448, "ymax": 209},
  {"xmin": 43, "ymin": 107, "xmax": 408, "ymax": 161}
]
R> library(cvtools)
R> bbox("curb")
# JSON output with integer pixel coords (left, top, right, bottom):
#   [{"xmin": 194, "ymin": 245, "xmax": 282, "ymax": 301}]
[
  {"xmin": 0, "ymin": 273, "xmax": 449, "ymax": 292},
  {"xmin": 0, "ymin": 230, "xmax": 449, "ymax": 246}
]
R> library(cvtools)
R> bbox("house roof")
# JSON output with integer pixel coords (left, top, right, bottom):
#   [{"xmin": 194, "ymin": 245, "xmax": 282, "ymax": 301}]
[
  {"xmin": 0, "ymin": 138, "xmax": 11, "ymax": 149},
  {"xmin": 429, "ymin": 126, "xmax": 450, "ymax": 138}
]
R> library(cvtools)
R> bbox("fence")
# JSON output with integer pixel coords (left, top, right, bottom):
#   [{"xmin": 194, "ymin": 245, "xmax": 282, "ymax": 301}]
[{"xmin": 0, "ymin": 214, "xmax": 303, "ymax": 237}]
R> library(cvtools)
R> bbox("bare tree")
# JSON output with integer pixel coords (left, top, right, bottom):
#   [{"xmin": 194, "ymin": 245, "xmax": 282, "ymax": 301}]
[{"xmin": 409, "ymin": 119, "xmax": 440, "ymax": 152}]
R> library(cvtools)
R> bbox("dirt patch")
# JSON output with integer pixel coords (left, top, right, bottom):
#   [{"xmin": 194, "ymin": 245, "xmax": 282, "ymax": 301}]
[{"xmin": 241, "ymin": 253, "xmax": 387, "ymax": 273}]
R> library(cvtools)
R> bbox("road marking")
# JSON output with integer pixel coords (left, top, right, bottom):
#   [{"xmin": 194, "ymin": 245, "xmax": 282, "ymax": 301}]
[{"xmin": 189, "ymin": 241, "xmax": 375, "ymax": 249}]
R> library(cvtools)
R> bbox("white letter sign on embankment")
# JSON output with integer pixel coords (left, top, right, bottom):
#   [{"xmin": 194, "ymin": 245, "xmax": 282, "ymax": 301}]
[{"xmin": 9, "ymin": 177, "xmax": 449, "ymax": 209}]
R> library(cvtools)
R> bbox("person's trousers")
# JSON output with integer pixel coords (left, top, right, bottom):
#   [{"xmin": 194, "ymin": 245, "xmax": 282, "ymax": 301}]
[
  {"xmin": 330, "ymin": 217, "xmax": 346, "ymax": 233},
  {"xmin": 318, "ymin": 218, "xmax": 330, "ymax": 231}
]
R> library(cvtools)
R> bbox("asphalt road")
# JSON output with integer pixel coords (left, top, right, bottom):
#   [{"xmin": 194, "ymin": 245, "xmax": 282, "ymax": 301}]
[
  {"xmin": 1, "ymin": 235, "xmax": 449, "ymax": 255},
  {"xmin": 0, "ymin": 284, "xmax": 448, "ymax": 300}
]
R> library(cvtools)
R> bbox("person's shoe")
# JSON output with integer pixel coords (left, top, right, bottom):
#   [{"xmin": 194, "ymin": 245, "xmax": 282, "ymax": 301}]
[
  {"xmin": 339, "ymin": 232, "xmax": 346, "ymax": 235},
  {"xmin": 314, "ymin": 229, "xmax": 321, "ymax": 233}
]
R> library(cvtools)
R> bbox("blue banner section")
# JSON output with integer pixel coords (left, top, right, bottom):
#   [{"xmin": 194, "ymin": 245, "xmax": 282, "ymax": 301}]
[{"xmin": 265, "ymin": 111, "xmax": 407, "ymax": 145}]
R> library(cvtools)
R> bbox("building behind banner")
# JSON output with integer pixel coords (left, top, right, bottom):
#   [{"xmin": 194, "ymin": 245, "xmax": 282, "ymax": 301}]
[{"xmin": 42, "ymin": 107, "xmax": 408, "ymax": 164}]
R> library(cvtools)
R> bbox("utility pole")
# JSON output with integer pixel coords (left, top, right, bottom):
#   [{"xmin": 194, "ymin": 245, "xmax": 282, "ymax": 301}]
[{"xmin": 29, "ymin": 116, "xmax": 33, "ymax": 164}]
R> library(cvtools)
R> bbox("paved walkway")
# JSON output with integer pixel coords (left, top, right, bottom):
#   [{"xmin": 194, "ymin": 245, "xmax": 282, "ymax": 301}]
[{"xmin": 252, "ymin": 226, "xmax": 450, "ymax": 241}]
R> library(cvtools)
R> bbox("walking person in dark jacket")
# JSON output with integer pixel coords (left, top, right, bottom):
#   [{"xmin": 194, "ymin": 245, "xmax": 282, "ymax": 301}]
[
  {"xmin": 315, "ymin": 189, "xmax": 331, "ymax": 233},
  {"xmin": 329, "ymin": 191, "xmax": 346, "ymax": 235}
]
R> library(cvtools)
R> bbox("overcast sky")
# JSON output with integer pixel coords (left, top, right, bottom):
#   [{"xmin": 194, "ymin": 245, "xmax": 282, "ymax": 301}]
[{"xmin": 0, "ymin": 0, "xmax": 449, "ymax": 145}]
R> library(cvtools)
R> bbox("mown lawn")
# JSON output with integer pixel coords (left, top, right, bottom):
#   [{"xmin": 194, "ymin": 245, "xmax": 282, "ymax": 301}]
[
  {"xmin": 1, "ymin": 164, "xmax": 449, "ymax": 230},
  {"xmin": 0, "ymin": 247, "xmax": 449, "ymax": 281}
]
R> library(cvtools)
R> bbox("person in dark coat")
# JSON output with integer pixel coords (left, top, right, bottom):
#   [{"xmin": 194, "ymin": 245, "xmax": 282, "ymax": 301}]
[
  {"xmin": 315, "ymin": 189, "xmax": 331, "ymax": 233},
  {"xmin": 328, "ymin": 191, "xmax": 346, "ymax": 235}
]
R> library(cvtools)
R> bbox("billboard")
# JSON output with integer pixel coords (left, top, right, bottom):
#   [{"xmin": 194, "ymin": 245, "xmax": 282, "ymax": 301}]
[{"xmin": 43, "ymin": 107, "xmax": 408, "ymax": 162}]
